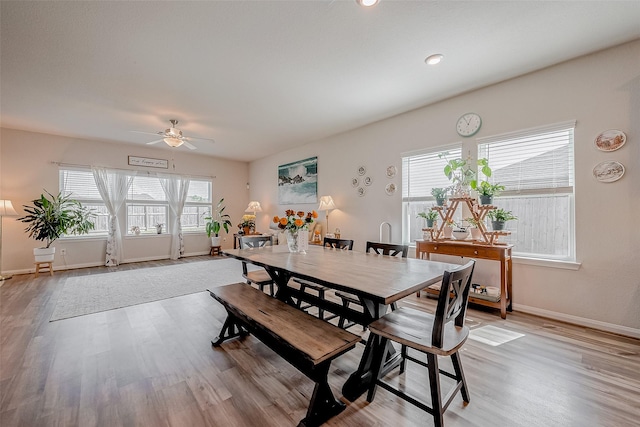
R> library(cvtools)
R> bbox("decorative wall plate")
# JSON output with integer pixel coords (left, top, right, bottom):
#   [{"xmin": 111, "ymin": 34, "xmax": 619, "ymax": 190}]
[
  {"xmin": 364, "ymin": 176, "xmax": 372, "ymax": 186},
  {"xmin": 593, "ymin": 160, "xmax": 625, "ymax": 183},
  {"xmin": 386, "ymin": 165, "xmax": 397, "ymax": 178},
  {"xmin": 385, "ymin": 183, "xmax": 396, "ymax": 195},
  {"xmin": 594, "ymin": 130, "xmax": 626, "ymax": 152},
  {"xmin": 351, "ymin": 177, "xmax": 359, "ymax": 187},
  {"xmin": 357, "ymin": 187, "xmax": 366, "ymax": 197},
  {"xmin": 357, "ymin": 166, "xmax": 366, "ymax": 176}
]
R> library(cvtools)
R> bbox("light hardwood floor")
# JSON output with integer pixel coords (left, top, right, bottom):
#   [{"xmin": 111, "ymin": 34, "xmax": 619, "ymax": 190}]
[{"xmin": 1, "ymin": 256, "xmax": 639, "ymax": 426}]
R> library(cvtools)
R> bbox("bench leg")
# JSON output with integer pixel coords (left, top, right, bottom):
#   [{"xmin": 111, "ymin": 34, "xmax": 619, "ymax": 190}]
[
  {"xmin": 211, "ymin": 315, "xmax": 248, "ymax": 346},
  {"xmin": 298, "ymin": 363, "xmax": 345, "ymax": 427}
]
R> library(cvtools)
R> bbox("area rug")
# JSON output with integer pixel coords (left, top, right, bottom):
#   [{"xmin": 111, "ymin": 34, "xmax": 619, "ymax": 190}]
[{"xmin": 50, "ymin": 258, "xmax": 249, "ymax": 321}]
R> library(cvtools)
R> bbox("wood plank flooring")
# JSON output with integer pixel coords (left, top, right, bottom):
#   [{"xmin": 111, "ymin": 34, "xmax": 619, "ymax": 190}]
[{"xmin": 1, "ymin": 256, "xmax": 639, "ymax": 426}]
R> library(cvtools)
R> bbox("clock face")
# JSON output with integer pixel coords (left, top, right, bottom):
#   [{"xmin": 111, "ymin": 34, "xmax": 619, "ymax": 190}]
[{"xmin": 456, "ymin": 113, "xmax": 482, "ymax": 137}]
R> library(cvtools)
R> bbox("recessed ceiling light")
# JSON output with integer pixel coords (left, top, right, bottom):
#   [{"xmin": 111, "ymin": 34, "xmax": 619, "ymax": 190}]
[
  {"xmin": 357, "ymin": 0, "xmax": 379, "ymax": 7},
  {"xmin": 425, "ymin": 54, "xmax": 444, "ymax": 65}
]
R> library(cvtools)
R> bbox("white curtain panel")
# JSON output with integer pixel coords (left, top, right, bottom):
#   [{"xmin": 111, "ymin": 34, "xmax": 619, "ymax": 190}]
[
  {"xmin": 159, "ymin": 174, "xmax": 191, "ymax": 260},
  {"xmin": 92, "ymin": 167, "xmax": 135, "ymax": 266}
]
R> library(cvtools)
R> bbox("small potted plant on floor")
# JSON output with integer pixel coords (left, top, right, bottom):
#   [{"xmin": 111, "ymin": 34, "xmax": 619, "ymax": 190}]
[
  {"xmin": 430, "ymin": 187, "xmax": 448, "ymax": 206},
  {"xmin": 18, "ymin": 190, "xmax": 95, "ymax": 262},
  {"xmin": 487, "ymin": 208, "xmax": 517, "ymax": 231},
  {"xmin": 205, "ymin": 198, "xmax": 233, "ymax": 246},
  {"xmin": 417, "ymin": 210, "xmax": 439, "ymax": 228}
]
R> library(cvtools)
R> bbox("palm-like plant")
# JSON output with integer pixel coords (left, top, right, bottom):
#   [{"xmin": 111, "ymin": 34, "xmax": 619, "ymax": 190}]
[
  {"xmin": 205, "ymin": 198, "xmax": 232, "ymax": 237},
  {"xmin": 18, "ymin": 191, "xmax": 95, "ymax": 248}
]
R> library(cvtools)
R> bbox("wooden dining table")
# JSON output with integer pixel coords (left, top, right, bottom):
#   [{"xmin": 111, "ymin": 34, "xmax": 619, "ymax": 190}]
[{"xmin": 222, "ymin": 244, "xmax": 461, "ymax": 401}]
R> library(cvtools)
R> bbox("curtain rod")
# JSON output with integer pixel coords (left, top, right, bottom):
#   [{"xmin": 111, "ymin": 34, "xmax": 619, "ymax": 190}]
[{"xmin": 50, "ymin": 162, "xmax": 216, "ymax": 180}]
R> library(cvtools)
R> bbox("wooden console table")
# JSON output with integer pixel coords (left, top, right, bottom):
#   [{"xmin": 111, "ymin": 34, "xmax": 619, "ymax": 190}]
[{"xmin": 416, "ymin": 240, "xmax": 513, "ymax": 318}]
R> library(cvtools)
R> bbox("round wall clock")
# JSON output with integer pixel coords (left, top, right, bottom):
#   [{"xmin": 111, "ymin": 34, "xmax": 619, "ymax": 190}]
[{"xmin": 456, "ymin": 113, "xmax": 482, "ymax": 137}]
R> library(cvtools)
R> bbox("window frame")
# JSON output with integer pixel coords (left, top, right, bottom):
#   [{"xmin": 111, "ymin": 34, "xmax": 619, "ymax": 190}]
[{"xmin": 59, "ymin": 168, "xmax": 109, "ymax": 236}]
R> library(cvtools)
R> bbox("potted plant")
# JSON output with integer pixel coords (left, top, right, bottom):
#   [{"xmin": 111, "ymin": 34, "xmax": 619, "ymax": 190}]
[
  {"xmin": 474, "ymin": 181, "xmax": 505, "ymax": 205},
  {"xmin": 417, "ymin": 210, "xmax": 439, "ymax": 228},
  {"xmin": 430, "ymin": 187, "xmax": 448, "ymax": 206},
  {"xmin": 440, "ymin": 152, "xmax": 491, "ymax": 197},
  {"xmin": 486, "ymin": 208, "xmax": 517, "ymax": 231},
  {"xmin": 18, "ymin": 191, "xmax": 95, "ymax": 262},
  {"xmin": 155, "ymin": 223, "xmax": 164, "ymax": 234},
  {"xmin": 465, "ymin": 217, "xmax": 484, "ymax": 240},
  {"xmin": 204, "ymin": 198, "xmax": 233, "ymax": 246}
]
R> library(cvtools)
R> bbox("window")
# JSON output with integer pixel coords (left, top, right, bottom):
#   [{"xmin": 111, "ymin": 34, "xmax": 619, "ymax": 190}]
[
  {"xmin": 126, "ymin": 175, "xmax": 168, "ymax": 234},
  {"xmin": 402, "ymin": 145, "xmax": 462, "ymax": 244},
  {"xmin": 181, "ymin": 179, "xmax": 212, "ymax": 232},
  {"xmin": 477, "ymin": 120, "xmax": 576, "ymax": 260},
  {"xmin": 59, "ymin": 168, "xmax": 109, "ymax": 235}
]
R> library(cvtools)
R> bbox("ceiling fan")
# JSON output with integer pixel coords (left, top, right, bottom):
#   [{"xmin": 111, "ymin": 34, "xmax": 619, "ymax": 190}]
[{"xmin": 131, "ymin": 119, "xmax": 215, "ymax": 150}]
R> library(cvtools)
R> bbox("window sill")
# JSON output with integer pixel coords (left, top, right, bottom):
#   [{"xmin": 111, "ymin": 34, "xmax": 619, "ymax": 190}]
[
  {"xmin": 59, "ymin": 235, "xmax": 108, "ymax": 242},
  {"xmin": 125, "ymin": 234, "xmax": 171, "ymax": 239},
  {"xmin": 512, "ymin": 256, "xmax": 581, "ymax": 270}
]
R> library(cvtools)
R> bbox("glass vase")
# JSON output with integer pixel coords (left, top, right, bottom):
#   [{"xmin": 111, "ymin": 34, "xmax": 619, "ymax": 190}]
[{"xmin": 286, "ymin": 229, "xmax": 299, "ymax": 253}]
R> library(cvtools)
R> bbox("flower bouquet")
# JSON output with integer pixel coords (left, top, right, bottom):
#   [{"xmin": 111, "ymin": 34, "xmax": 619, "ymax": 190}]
[{"xmin": 273, "ymin": 209, "xmax": 318, "ymax": 252}]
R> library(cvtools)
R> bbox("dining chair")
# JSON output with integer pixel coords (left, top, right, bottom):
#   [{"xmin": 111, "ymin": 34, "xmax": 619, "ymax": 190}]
[
  {"xmin": 238, "ymin": 235, "xmax": 275, "ymax": 296},
  {"xmin": 294, "ymin": 237, "xmax": 354, "ymax": 320},
  {"xmin": 336, "ymin": 241, "xmax": 408, "ymax": 329},
  {"xmin": 366, "ymin": 260, "xmax": 476, "ymax": 427}
]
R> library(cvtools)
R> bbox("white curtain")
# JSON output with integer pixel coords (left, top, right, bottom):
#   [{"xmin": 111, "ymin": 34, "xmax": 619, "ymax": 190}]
[
  {"xmin": 92, "ymin": 167, "xmax": 135, "ymax": 266},
  {"xmin": 159, "ymin": 174, "xmax": 190, "ymax": 260}
]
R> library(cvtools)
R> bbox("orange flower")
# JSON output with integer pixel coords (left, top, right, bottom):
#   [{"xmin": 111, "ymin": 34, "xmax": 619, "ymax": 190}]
[
  {"xmin": 285, "ymin": 209, "xmax": 294, "ymax": 216},
  {"xmin": 312, "ymin": 210, "xmax": 318, "ymax": 219},
  {"xmin": 273, "ymin": 216, "xmax": 280, "ymax": 223},
  {"xmin": 279, "ymin": 217, "xmax": 289, "ymax": 226},
  {"xmin": 294, "ymin": 218, "xmax": 305, "ymax": 227},
  {"xmin": 297, "ymin": 211, "xmax": 305, "ymax": 218}
]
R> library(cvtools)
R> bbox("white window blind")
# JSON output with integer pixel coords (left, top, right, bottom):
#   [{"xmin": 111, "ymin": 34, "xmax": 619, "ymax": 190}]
[
  {"xmin": 401, "ymin": 145, "xmax": 461, "ymax": 244},
  {"xmin": 59, "ymin": 168, "xmax": 108, "ymax": 234},
  {"xmin": 477, "ymin": 121, "xmax": 576, "ymax": 260}
]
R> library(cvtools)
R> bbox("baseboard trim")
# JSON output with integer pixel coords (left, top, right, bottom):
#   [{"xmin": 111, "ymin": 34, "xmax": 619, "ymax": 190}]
[
  {"xmin": 513, "ymin": 303, "xmax": 640, "ymax": 339},
  {"xmin": 5, "ymin": 252, "xmax": 212, "ymax": 276}
]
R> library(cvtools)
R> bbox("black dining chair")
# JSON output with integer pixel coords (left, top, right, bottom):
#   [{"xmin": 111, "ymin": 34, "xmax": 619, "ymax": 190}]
[
  {"xmin": 366, "ymin": 260, "xmax": 476, "ymax": 427},
  {"xmin": 294, "ymin": 237, "xmax": 354, "ymax": 320},
  {"xmin": 238, "ymin": 235, "xmax": 275, "ymax": 296},
  {"xmin": 336, "ymin": 241, "xmax": 408, "ymax": 329}
]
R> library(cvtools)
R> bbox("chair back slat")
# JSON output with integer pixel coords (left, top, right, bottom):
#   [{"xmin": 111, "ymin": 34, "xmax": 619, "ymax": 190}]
[
  {"xmin": 366, "ymin": 241, "xmax": 408, "ymax": 258},
  {"xmin": 432, "ymin": 260, "xmax": 475, "ymax": 348},
  {"xmin": 239, "ymin": 235, "xmax": 273, "ymax": 249},
  {"xmin": 323, "ymin": 237, "xmax": 354, "ymax": 250}
]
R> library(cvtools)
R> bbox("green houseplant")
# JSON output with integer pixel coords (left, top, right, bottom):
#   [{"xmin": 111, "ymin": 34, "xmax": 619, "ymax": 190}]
[
  {"xmin": 486, "ymin": 208, "xmax": 517, "ymax": 231},
  {"xmin": 204, "ymin": 198, "xmax": 232, "ymax": 246},
  {"xmin": 439, "ymin": 152, "xmax": 491, "ymax": 196},
  {"xmin": 430, "ymin": 187, "xmax": 448, "ymax": 206},
  {"xmin": 18, "ymin": 191, "xmax": 95, "ymax": 262},
  {"xmin": 475, "ymin": 181, "xmax": 505, "ymax": 205},
  {"xmin": 417, "ymin": 210, "xmax": 439, "ymax": 228}
]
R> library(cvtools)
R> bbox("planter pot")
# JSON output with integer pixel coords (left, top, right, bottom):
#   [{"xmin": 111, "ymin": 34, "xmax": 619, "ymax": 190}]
[
  {"xmin": 470, "ymin": 228, "xmax": 483, "ymax": 240},
  {"xmin": 491, "ymin": 220, "xmax": 505, "ymax": 231},
  {"xmin": 442, "ymin": 227, "xmax": 453, "ymax": 239},
  {"xmin": 479, "ymin": 195, "xmax": 493, "ymax": 205},
  {"xmin": 210, "ymin": 236, "xmax": 222, "ymax": 246},
  {"xmin": 435, "ymin": 197, "xmax": 446, "ymax": 206},
  {"xmin": 426, "ymin": 219, "xmax": 435, "ymax": 228},
  {"xmin": 34, "ymin": 247, "xmax": 55, "ymax": 262},
  {"xmin": 156, "ymin": 225, "xmax": 163, "ymax": 234},
  {"xmin": 452, "ymin": 229, "xmax": 470, "ymax": 240}
]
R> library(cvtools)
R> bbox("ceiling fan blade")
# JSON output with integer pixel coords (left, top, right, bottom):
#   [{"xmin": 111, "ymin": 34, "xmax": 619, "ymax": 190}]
[
  {"xmin": 185, "ymin": 135, "xmax": 216, "ymax": 143},
  {"xmin": 183, "ymin": 141, "xmax": 197, "ymax": 150},
  {"xmin": 146, "ymin": 139, "xmax": 164, "ymax": 145},
  {"xmin": 131, "ymin": 130, "xmax": 165, "ymax": 137}
]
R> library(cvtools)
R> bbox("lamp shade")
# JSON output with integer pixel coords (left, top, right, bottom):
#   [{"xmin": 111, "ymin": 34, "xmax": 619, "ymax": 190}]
[
  {"xmin": 0, "ymin": 200, "xmax": 18, "ymax": 216},
  {"xmin": 164, "ymin": 137, "xmax": 184, "ymax": 148},
  {"xmin": 245, "ymin": 201, "xmax": 262, "ymax": 213},
  {"xmin": 318, "ymin": 196, "xmax": 336, "ymax": 211}
]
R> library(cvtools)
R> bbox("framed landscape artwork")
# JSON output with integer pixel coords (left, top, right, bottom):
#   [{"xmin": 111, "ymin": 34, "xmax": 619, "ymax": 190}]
[{"xmin": 278, "ymin": 156, "xmax": 318, "ymax": 204}]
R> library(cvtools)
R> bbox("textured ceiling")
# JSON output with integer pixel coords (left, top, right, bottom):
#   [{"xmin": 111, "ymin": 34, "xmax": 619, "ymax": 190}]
[{"xmin": 2, "ymin": 1, "xmax": 639, "ymax": 162}]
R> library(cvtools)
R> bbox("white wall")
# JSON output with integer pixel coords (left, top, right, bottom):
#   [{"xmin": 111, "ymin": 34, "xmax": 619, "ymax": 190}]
[
  {"xmin": 0, "ymin": 128, "xmax": 250, "ymax": 272},
  {"xmin": 250, "ymin": 40, "xmax": 640, "ymax": 335}
]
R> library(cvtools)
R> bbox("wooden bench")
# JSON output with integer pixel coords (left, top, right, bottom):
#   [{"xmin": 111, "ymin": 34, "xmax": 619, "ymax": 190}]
[{"xmin": 209, "ymin": 282, "xmax": 360, "ymax": 427}]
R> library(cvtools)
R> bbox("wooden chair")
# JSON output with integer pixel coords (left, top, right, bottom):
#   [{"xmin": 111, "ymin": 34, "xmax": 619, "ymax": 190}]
[
  {"xmin": 366, "ymin": 260, "xmax": 476, "ymax": 427},
  {"xmin": 336, "ymin": 241, "xmax": 408, "ymax": 329},
  {"xmin": 238, "ymin": 235, "xmax": 275, "ymax": 296},
  {"xmin": 294, "ymin": 237, "xmax": 354, "ymax": 320}
]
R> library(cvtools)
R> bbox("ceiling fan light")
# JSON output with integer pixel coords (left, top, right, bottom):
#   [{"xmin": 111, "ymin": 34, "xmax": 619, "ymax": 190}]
[
  {"xmin": 164, "ymin": 137, "xmax": 184, "ymax": 148},
  {"xmin": 357, "ymin": 0, "xmax": 379, "ymax": 6}
]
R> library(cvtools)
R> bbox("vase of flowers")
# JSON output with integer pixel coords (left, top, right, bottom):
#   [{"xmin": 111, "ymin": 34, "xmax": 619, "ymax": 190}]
[{"xmin": 273, "ymin": 209, "xmax": 318, "ymax": 253}]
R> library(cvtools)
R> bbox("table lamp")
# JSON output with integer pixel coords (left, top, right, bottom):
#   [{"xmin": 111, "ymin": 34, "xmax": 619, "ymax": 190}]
[
  {"xmin": 0, "ymin": 200, "xmax": 19, "ymax": 281},
  {"xmin": 317, "ymin": 196, "xmax": 336, "ymax": 236}
]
